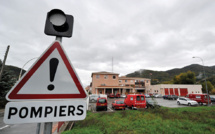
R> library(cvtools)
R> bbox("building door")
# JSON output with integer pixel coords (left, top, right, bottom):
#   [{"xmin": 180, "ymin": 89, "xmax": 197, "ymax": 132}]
[
  {"xmin": 165, "ymin": 88, "xmax": 169, "ymax": 95},
  {"xmin": 180, "ymin": 88, "xmax": 188, "ymax": 96},
  {"xmin": 126, "ymin": 89, "xmax": 130, "ymax": 94},
  {"xmin": 114, "ymin": 89, "xmax": 118, "ymax": 95},
  {"xmin": 106, "ymin": 89, "xmax": 111, "ymax": 94},
  {"xmin": 170, "ymin": 88, "xmax": 173, "ymax": 95},
  {"xmin": 174, "ymin": 88, "xmax": 179, "ymax": 96}
]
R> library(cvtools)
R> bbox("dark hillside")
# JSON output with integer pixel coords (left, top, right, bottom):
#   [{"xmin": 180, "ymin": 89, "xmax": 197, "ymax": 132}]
[
  {"xmin": 126, "ymin": 64, "xmax": 215, "ymax": 84},
  {"xmin": 0, "ymin": 64, "xmax": 26, "ymax": 80}
]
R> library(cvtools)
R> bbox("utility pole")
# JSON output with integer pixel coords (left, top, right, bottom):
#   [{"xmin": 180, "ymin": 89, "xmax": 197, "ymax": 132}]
[{"xmin": 0, "ymin": 45, "xmax": 10, "ymax": 82}]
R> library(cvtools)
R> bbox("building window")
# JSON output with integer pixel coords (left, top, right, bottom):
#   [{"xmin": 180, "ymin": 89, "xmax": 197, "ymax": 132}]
[
  {"xmin": 130, "ymin": 80, "xmax": 133, "ymax": 83},
  {"xmin": 146, "ymin": 80, "xmax": 148, "ymax": 83},
  {"xmin": 119, "ymin": 80, "xmax": 122, "ymax": 83},
  {"xmin": 125, "ymin": 80, "xmax": 127, "ymax": 82},
  {"xmin": 130, "ymin": 97, "xmax": 133, "ymax": 100},
  {"xmin": 113, "ymin": 75, "xmax": 116, "ymax": 79},
  {"xmin": 96, "ymin": 75, "xmax": 100, "ymax": 79},
  {"xmin": 104, "ymin": 75, "xmax": 108, "ymax": 79}
]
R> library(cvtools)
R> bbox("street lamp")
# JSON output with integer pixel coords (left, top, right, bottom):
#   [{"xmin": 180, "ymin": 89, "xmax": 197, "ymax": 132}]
[
  {"xmin": 18, "ymin": 57, "xmax": 38, "ymax": 80},
  {"xmin": 192, "ymin": 56, "xmax": 210, "ymax": 106}
]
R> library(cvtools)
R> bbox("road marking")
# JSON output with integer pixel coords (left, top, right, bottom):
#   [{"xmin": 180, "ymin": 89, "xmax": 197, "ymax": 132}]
[
  {"xmin": 108, "ymin": 107, "xmax": 113, "ymax": 111},
  {"xmin": 0, "ymin": 125, "xmax": 10, "ymax": 130}
]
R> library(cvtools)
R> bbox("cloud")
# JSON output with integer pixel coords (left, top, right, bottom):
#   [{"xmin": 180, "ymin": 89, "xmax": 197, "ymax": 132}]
[{"xmin": 1, "ymin": 0, "xmax": 215, "ymax": 87}]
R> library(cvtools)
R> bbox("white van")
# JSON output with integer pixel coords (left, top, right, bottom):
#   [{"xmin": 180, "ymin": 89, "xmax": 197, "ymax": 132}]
[
  {"xmin": 98, "ymin": 94, "xmax": 107, "ymax": 99},
  {"xmin": 89, "ymin": 94, "xmax": 108, "ymax": 102},
  {"xmin": 89, "ymin": 94, "xmax": 99, "ymax": 102}
]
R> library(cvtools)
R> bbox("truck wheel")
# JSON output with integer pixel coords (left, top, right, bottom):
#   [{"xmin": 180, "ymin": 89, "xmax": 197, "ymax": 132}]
[
  {"xmin": 105, "ymin": 107, "xmax": 107, "ymax": 111},
  {"xmin": 132, "ymin": 105, "xmax": 134, "ymax": 110},
  {"xmin": 199, "ymin": 102, "xmax": 203, "ymax": 106}
]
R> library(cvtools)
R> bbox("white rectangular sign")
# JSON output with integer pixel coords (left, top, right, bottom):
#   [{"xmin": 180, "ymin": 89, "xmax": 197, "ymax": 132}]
[{"xmin": 4, "ymin": 100, "xmax": 86, "ymax": 124}]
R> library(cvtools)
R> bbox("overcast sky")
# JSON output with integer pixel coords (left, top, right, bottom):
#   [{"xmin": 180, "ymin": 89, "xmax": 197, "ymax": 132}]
[{"xmin": 1, "ymin": 0, "xmax": 215, "ymax": 87}]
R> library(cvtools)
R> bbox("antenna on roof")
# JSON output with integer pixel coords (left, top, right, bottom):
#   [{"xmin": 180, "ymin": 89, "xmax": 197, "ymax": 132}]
[{"xmin": 112, "ymin": 57, "xmax": 113, "ymax": 72}]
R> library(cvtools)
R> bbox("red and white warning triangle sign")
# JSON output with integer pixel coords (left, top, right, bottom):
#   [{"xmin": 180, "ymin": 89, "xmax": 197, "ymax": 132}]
[{"xmin": 6, "ymin": 41, "xmax": 87, "ymax": 101}]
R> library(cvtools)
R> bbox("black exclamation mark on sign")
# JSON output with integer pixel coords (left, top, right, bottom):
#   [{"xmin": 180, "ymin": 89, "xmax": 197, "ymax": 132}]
[{"xmin": 47, "ymin": 58, "xmax": 59, "ymax": 91}]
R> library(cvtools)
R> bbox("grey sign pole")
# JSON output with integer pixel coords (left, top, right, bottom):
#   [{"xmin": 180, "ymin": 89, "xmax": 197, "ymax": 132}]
[
  {"xmin": 44, "ymin": 122, "xmax": 53, "ymax": 134},
  {"xmin": 43, "ymin": 37, "xmax": 62, "ymax": 134},
  {"xmin": 36, "ymin": 123, "xmax": 41, "ymax": 134},
  {"xmin": 43, "ymin": 8, "xmax": 73, "ymax": 134}
]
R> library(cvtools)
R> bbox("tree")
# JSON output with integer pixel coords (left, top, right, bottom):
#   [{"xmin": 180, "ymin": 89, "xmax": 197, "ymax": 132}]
[
  {"xmin": 173, "ymin": 71, "xmax": 196, "ymax": 84},
  {"xmin": 202, "ymin": 81, "xmax": 214, "ymax": 93},
  {"xmin": 161, "ymin": 80, "xmax": 174, "ymax": 84},
  {"xmin": 211, "ymin": 89, "xmax": 215, "ymax": 94},
  {"xmin": 0, "ymin": 70, "xmax": 17, "ymax": 108}
]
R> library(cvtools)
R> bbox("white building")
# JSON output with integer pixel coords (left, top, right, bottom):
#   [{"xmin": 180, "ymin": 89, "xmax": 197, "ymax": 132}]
[{"xmin": 149, "ymin": 84, "xmax": 202, "ymax": 96}]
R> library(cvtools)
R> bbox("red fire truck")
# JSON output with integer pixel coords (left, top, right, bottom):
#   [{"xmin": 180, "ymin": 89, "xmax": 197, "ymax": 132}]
[{"xmin": 186, "ymin": 94, "xmax": 211, "ymax": 105}]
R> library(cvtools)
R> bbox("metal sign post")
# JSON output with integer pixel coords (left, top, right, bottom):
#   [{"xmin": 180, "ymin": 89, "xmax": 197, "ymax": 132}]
[
  {"xmin": 43, "ymin": 9, "xmax": 72, "ymax": 134},
  {"xmin": 43, "ymin": 36, "xmax": 62, "ymax": 134}
]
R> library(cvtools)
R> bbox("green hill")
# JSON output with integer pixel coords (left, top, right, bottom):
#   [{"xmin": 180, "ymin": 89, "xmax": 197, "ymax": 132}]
[
  {"xmin": 126, "ymin": 64, "xmax": 215, "ymax": 85},
  {"xmin": 0, "ymin": 61, "xmax": 26, "ymax": 80}
]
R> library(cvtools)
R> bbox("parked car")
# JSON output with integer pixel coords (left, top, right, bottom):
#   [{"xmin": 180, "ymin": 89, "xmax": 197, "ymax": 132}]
[
  {"xmin": 149, "ymin": 93, "xmax": 153, "ymax": 97},
  {"xmin": 167, "ymin": 95, "xmax": 178, "ymax": 100},
  {"xmin": 210, "ymin": 96, "xmax": 215, "ymax": 102},
  {"xmin": 163, "ymin": 95, "xmax": 168, "ymax": 99},
  {"xmin": 146, "ymin": 99, "xmax": 160, "ymax": 109},
  {"xmin": 144, "ymin": 94, "xmax": 150, "ymax": 98},
  {"xmin": 154, "ymin": 94, "xmax": 163, "ymax": 98},
  {"xmin": 89, "ymin": 94, "xmax": 99, "ymax": 102},
  {"xmin": 108, "ymin": 93, "xmax": 115, "ymax": 98},
  {"xmin": 124, "ymin": 94, "xmax": 146, "ymax": 109},
  {"xmin": 115, "ymin": 93, "xmax": 121, "ymax": 98},
  {"xmin": 177, "ymin": 97, "xmax": 198, "ymax": 106},
  {"xmin": 96, "ymin": 97, "xmax": 107, "ymax": 111},
  {"xmin": 151, "ymin": 93, "xmax": 158, "ymax": 97},
  {"xmin": 120, "ymin": 94, "xmax": 126, "ymax": 98},
  {"xmin": 186, "ymin": 94, "xmax": 211, "ymax": 105},
  {"xmin": 112, "ymin": 100, "xmax": 126, "ymax": 110}
]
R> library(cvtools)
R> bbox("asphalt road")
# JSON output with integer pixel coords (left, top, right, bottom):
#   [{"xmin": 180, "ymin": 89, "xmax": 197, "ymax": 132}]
[
  {"xmin": 0, "ymin": 121, "xmax": 40, "ymax": 134},
  {"xmin": 89, "ymin": 97, "xmax": 215, "ymax": 112}
]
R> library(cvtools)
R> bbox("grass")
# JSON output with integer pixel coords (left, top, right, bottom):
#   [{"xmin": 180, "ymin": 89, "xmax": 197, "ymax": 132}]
[{"xmin": 62, "ymin": 106, "xmax": 215, "ymax": 134}]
